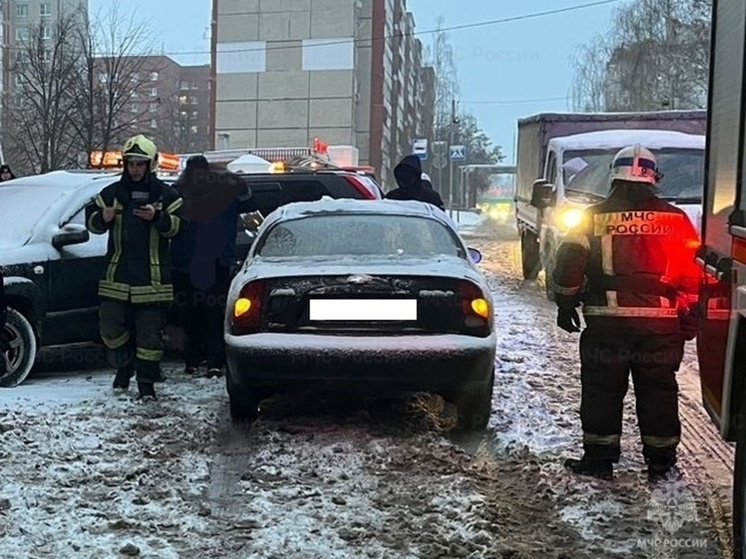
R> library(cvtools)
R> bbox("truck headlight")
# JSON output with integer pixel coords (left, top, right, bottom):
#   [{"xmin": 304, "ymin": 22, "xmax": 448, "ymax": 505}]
[{"xmin": 560, "ymin": 208, "xmax": 584, "ymax": 229}]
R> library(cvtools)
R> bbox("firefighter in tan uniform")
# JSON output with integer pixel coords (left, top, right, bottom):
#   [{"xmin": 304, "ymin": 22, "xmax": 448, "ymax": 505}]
[
  {"xmin": 85, "ymin": 135, "xmax": 184, "ymax": 400},
  {"xmin": 552, "ymin": 145, "xmax": 701, "ymax": 482}
]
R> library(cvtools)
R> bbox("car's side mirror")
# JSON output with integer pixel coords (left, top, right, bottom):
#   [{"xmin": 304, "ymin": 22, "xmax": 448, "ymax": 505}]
[
  {"xmin": 239, "ymin": 210, "xmax": 264, "ymax": 232},
  {"xmin": 530, "ymin": 179, "xmax": 554, "ymax": 209},
  {"xmin": 53, "ymin": 223, "xmax": 90, "ymax": 249},
  {"xmin": 467, "ymin": 247, "xmax": 483, "ymax": 264}
]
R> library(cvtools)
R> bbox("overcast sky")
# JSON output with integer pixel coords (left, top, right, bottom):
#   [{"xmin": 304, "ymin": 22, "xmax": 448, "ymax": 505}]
[{"xmin": 90, "ymin": 0, "xmax": 622, "ymax": 161}]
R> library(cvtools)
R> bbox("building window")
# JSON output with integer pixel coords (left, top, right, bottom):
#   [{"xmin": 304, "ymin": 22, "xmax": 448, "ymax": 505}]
[
  {"xmin": 14, "ymin": 74, "xmax": 24, "ymax": 87},
  {"xmin": 16, "ymin": 4, "xmax": 28, "ymax": 17},
  {"xmin": 189, "ymin": 96, "xmax": 198, "ymax": 105},
  {"xmin": 190, "ymin": 125, "xmax": 198, "ymax": 134},
  {"xmin": 180, "ymin": 81, "xmax": 189, "ymax": 90},
  {"xmin": 42, "ymin": 49, "xmax": 51, "ymax": 62},
  {"xmin": 131, "ymin": 103, "xmax": 139, "ymax": 113},
  {"xmin": 178, "ymin": 95, "xmax": 188, "ymax": 105},
  {"xmin": 150, "ymin": 119, "xmax": 157, "ymax": 129},
  {"xmin": 15, "ymin": 28, "xmax": 29, "ymax": 41},
  {"xmin": 150, "ymin": 87, "xmax": 158, "ymax": 97},
  {"xmin": 191, "ymin": 110, "xmax": 198, "ymax": 118},
  {"xmin": 40, "ymin": 3, "xmax": 51, "ymax": 16},
  {"xmin": 149, "ymin": 71, "xmax": 158, "ymax": 81},
  {"xmin": 149, "ymin": 102, "xmax": 158, "ymax": 112},
  {"xmin": 41, "ymin": 26, "xmax": 51, "ymax": 40}
]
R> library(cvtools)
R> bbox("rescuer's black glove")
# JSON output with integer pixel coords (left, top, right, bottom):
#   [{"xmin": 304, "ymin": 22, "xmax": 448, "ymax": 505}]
[{"xmin": 557, "ymin": 306, "xmax": 582, "ymax": 333}]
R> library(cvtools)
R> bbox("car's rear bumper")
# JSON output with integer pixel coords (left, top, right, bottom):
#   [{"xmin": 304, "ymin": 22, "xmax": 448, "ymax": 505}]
[{"xmin": 225, "ymin": 332, "xmax": 496, "ymax": 392}]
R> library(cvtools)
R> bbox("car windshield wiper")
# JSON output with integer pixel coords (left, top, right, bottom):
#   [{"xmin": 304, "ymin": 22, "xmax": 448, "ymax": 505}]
[
  {"xmin": 565, "ymin": 188, "xmax": 605, "ymax": 202},
  {"xmin": 662, "ymin": 196, "xmax": 702, "ymax": 204}
]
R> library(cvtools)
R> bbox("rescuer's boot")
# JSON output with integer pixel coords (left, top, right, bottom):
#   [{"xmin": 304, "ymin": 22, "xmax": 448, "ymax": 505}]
[
  {"xmin": 564, "ymin": 457, "xmax": 613, "ymax": 480},
  {"xmin": 112, "ymin": 363, "xmax": 135, "ymax": 390},
  {"xmin": 647, "ymin": 459, "xmax": 680, "ymax": 483}
]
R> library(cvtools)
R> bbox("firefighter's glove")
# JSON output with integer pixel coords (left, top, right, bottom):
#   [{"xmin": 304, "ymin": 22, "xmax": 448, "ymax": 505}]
[
  {"xmin": 678, "ymin": 308, "xmax": 698, "ymax": 341},
  {"xmin": 557, "ymin": 306, "xmax": 582, "ymax": 333}
]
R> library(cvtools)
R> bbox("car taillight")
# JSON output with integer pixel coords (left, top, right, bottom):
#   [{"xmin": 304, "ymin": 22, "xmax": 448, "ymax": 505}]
[
  {"xmin": 458, "ymin": 280, "xmax": 491, "ymax": 330},
  {"xmin": 231, "ymin": 280, "xmax": 266, "ymax": 334},
  {"xmin": 344, "ymin": 175, "xmax": 377, "ymax": 199}
]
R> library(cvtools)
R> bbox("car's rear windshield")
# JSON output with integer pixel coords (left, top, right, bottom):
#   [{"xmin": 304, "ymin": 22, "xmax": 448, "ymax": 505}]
[{"xmin": 256, "ymin": 214, "xmax": 464, "ymax": 258}]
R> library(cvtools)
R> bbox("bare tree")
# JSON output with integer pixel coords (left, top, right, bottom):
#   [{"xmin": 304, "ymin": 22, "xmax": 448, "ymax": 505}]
[
  {"xmin": 3, "ymin": 14, "xmax": 83, "ymax": 173},
  {"xmin": 427, "ymin": 16, "xmax": 460, "ymax": 140},
  {"xmin": 571, "ymin": 0, "xmax": 711, "ymax": 112},
  {"xmin": 71, "ymin": 5, "xmax": 160, "ymax": 167},
  {"xmin": 570, "ymin": 36, "xmax": 612, "ymax": 112}
]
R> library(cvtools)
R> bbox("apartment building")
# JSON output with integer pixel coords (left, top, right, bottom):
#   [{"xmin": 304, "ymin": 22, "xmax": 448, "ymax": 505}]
[
  {"xmin": 211, "ymin": 0, "xmax": 435, "ymax": 189},
  {"xmin": 1, "ymin": 0, "xmax": 88, "ymax": 91},
  {"xmin": 93, "ymin": 55, "xmax": 210, "ymax": 154}
]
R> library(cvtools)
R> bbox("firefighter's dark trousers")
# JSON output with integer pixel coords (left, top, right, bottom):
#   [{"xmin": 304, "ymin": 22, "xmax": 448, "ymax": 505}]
[
  {"xmin": 99, "ymin": 299, "xmax": 165, "ymax": 383},
  {"xmin": 578, "ymin": 329, "xmax": 685, "ymax": 465}
]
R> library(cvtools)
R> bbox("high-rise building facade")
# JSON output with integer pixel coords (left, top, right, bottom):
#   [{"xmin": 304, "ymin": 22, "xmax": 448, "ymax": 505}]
[{"xmin": 211, "ymin": 0, "xmax": 435, "ymax": 189}]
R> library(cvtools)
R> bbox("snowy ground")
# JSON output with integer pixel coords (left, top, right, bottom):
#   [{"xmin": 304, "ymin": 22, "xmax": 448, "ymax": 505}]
[{"xmin": 0, "ymin": 219, "xmax": 735, "ymax": 558}]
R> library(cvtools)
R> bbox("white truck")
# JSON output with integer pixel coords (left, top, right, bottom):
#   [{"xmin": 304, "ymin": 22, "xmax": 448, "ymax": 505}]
[{"xmin": 514, "ymin": 111, "xmax": 707, "ymax": 299}]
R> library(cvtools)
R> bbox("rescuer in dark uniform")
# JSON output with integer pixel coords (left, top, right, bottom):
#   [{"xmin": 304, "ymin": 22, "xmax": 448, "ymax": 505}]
[
  {"xmin": 85, "ymin": 134, "xmax": 185, "ymax": 401},
  {"xmin": 552, "ymin": 144, "xmax": 701, "ymax": 482}
]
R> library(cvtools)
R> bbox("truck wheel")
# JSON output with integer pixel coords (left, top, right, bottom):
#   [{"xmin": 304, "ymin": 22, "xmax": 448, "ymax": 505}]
[
  {"xmin": 734, "ymin": 409, "xmax": 746, "ymax": 558},
  {"xmin": 0, "ymin": 307, "xmax": 38, "ymax": 388},
  {"xmin": 521, "ymin": 230, "xmax": 541, "ymax": 280}
]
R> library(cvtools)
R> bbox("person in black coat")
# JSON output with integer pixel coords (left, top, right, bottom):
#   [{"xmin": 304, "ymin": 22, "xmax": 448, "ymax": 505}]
[
  {"xmin": 385, "ymin": 155, "xmax": 446, "ymax": 210},
  {"xmin": 0, "ymin": 268, "xmax": 6, "ymax": 377}
]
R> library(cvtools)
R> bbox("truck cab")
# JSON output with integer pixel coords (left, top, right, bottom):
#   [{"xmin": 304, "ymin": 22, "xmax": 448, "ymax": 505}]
[{"xmin": 521, "ymin": 129, "xmax": 705, "ymax": 299}]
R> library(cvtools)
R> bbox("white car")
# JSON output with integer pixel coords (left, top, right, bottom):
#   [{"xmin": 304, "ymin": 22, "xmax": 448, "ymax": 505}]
[{"xmin": 223, "ymin": 198, "xmax": 497, "ymax": 429}]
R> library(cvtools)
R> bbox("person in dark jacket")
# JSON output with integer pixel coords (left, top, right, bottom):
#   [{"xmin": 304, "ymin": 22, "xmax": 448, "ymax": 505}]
[
  {"xmin": 0, "ymin": 164, "xmax": 16, "ymax": 182},
  {"xmin": 385, "ymin": 155, "xmax": 446, "ymax": 210},
  {"xmin": 171, "ymin": 156, "xmax": 254, "ymax": 377},
  {"xmin": 0, "ymin": 268, "xmax": 6, "ymax": 378},
  {"xmin": 85, "ymin": 134, "xmax": 184, "ymax": 401},
  {"xmin": 552, "ymin": 144, "xmax": 702, "ymax": 483}
]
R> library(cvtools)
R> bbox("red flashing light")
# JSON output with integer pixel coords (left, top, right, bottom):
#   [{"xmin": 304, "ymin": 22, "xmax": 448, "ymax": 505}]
[{"xmin": 312, "ymin": 137, "xmax": 328, "ymax": 154}]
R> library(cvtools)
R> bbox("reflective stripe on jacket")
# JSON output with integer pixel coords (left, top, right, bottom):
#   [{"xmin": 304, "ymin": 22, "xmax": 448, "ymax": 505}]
[
  {"xmin": 85, "ymin": 175, "xmax": 184, "ymax": 304},
  {"xmin": 552, "ymin": 184, "xmax": 701, "ymax": 329}
]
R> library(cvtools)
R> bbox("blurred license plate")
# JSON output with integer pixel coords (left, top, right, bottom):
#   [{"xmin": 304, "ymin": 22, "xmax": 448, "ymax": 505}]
[{"xmin": 309, "ymin": 299, "xmax": 417, "ymax": 321}]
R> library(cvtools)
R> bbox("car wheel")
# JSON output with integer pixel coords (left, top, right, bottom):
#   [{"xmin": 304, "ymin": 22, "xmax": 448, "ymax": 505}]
[
  {"xmin": 1, "ymin": 307, "xmax": 38, "ymax": 388},
  {"xmin": 225, "ymin": 374, "xmax": 260, "ymax": 422},
  {"xmin": 454, "ymin": 368, "xmax": 495, "ymax": 431}
]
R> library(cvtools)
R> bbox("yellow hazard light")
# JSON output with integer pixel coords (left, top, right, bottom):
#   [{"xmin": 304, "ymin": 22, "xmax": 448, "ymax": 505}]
[
  {"xmin": 270, "ymin": 161, "xmax": 285, "ymax": 173},
  {"xmin": 471, "ymin": 298, "xmax": 490, "ymax": 318},
  {"xmin": 234, "ymin": 298, "xmax": 252, "ymax": 317}
]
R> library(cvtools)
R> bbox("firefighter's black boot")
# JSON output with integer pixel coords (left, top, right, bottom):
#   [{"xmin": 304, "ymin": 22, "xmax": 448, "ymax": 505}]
[
  {"xmin": 564, "ymin": 457, "xmax": 613, "ymax": 480},
  {"xmin": 113, "ymin": 362, "xmax": 135, "ymax": 390},
  {"xmin": 647, "ymin": 458, "xmax": 680, "ymax": 483},
  {"xmin": 137, "ymin": 381, "xmax": 157, "ymax": 401}
]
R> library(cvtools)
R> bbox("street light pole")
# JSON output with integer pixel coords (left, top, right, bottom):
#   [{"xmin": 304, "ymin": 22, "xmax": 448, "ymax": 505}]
[{"xmin": 448, "ymin": 99, "xmax": 457, "ymax": 218}]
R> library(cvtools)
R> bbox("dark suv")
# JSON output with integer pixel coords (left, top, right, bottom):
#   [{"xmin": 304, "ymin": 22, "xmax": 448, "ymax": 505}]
[{"xmin": 227, "ymin": 169, "xmax": 382, "ymax": 261}]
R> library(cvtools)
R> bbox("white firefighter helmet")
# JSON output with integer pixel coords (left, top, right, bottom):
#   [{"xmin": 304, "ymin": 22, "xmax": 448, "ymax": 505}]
[
  {"xmin": 421, "ymin": 172, "xmax": 431, "ymax": 182},
  {"xmin": 610, "ymin": 144, "xmax": 660, "ymax": 185}
]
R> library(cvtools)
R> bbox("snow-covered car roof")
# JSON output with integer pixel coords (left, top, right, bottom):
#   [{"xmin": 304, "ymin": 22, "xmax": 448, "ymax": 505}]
[
  {"xmin": 550, "ymin": 129, "xmax": 705, "ymax": 151},
  {"xmin": 267, "ymin": 197, "xmax": 452, "ymax": 225},
  {"xmin": 0, "ymin": 170, "xmax": 119, "ymax": 190}
]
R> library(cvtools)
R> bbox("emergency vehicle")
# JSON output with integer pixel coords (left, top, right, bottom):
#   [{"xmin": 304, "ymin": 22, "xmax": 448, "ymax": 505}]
[{"xmin": 696, "ymin": 1, "xmax": 746, "ymax": 555}]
